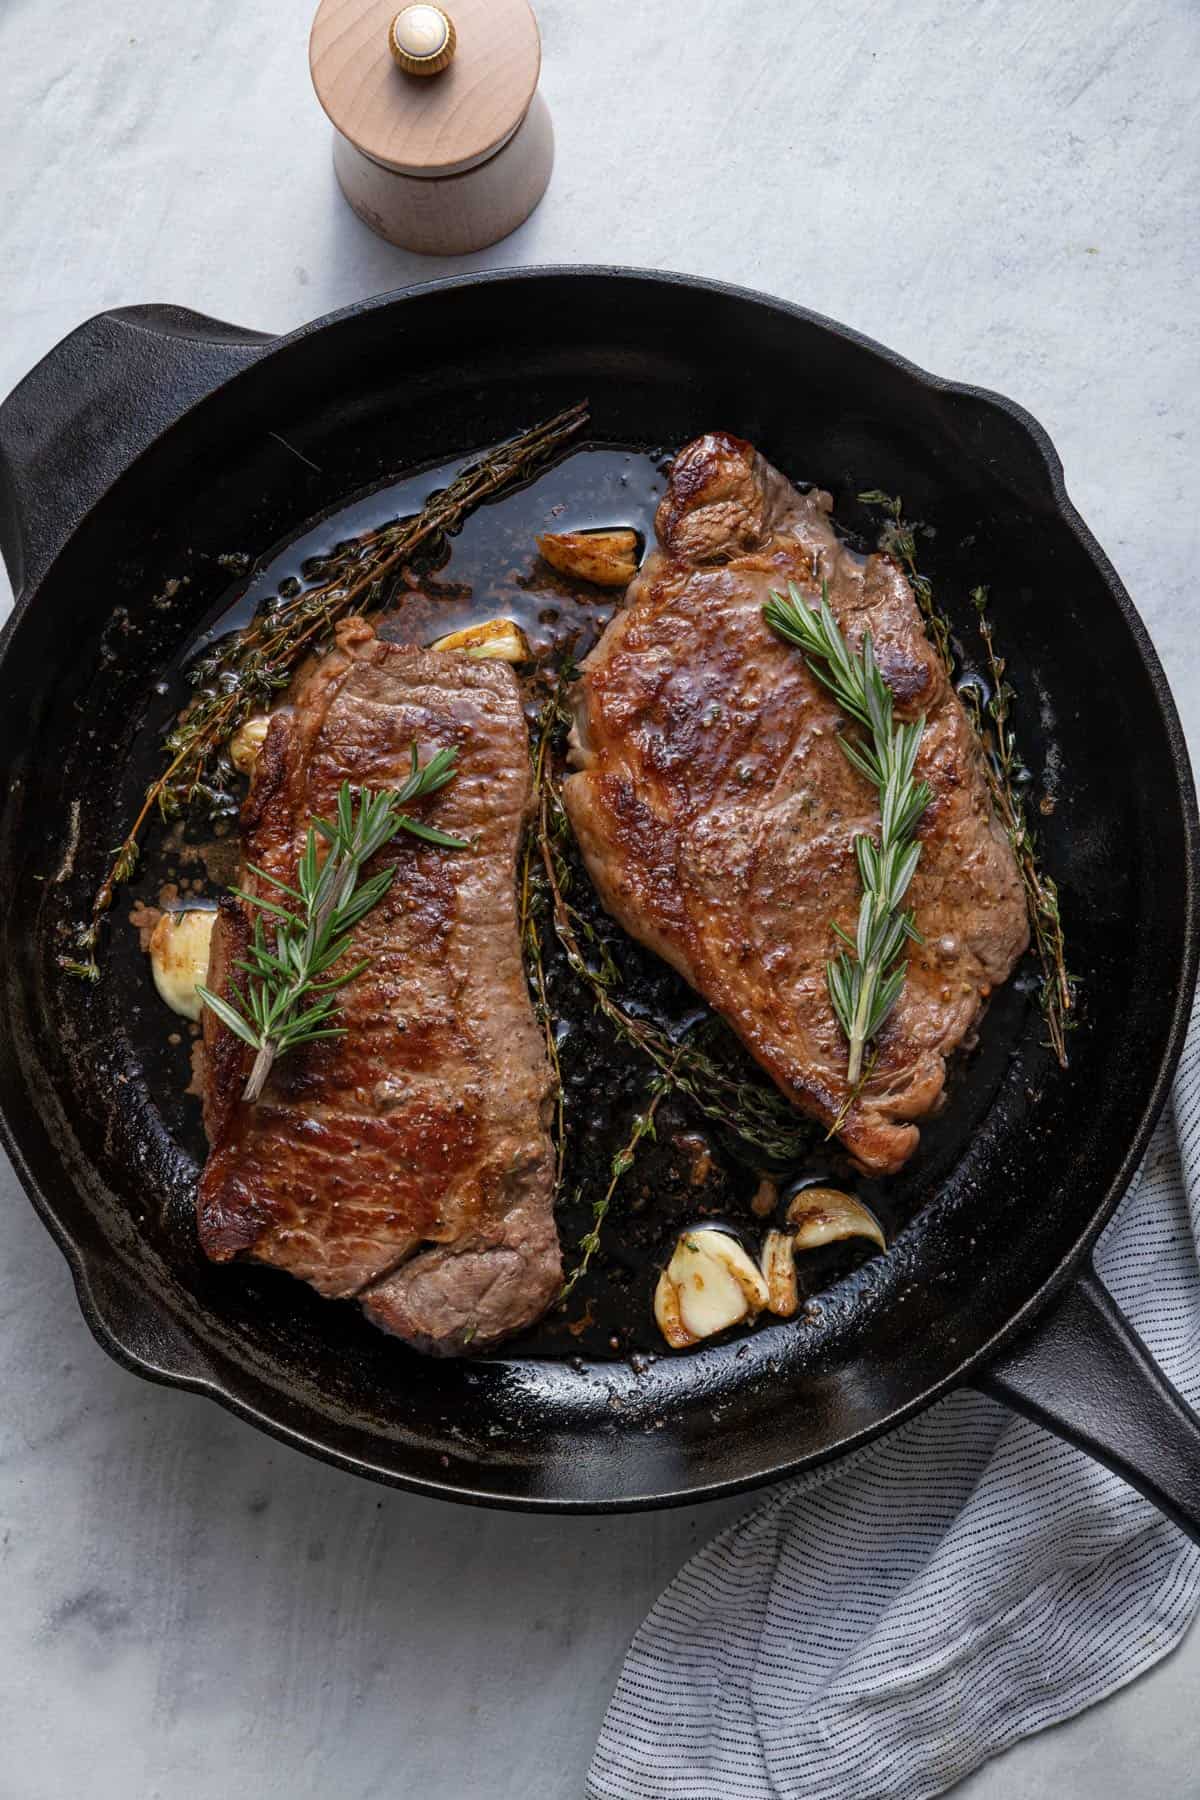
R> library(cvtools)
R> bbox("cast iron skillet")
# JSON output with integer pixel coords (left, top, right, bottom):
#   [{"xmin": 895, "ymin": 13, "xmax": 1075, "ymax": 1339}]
[{"xmin": 1, "ymin": 268, "xmax": 1198, "ymax": 1521}]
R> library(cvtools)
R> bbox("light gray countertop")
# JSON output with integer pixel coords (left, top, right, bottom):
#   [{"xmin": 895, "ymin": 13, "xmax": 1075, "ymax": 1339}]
[{"xmin": 2, "ymin": 2, "xmax": 1198, "ymax": 1794}]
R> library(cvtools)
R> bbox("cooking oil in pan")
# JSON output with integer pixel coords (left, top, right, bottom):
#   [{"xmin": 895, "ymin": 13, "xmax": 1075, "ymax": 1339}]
[{"xmin": 115, "ymin": 442, "xmax": 1033, "ymax": 1365}]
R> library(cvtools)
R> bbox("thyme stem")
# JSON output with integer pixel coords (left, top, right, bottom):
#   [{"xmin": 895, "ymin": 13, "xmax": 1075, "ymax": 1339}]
[
  {"xmin": 535, "ymin": 765, "xmax": 813, "ymax": 1164},
  {"xmin": 560, "ymin": 1063, "xmax": 675, "ymax": 1302},
  {"xmin": 519, "ymin": 677, "xmax": 571, "ymax": 1190},
  {"xmin": 519, "ymin": 664, "xmax": 812, "ymax": 1164},
  {"xmin": 857, "ymin": 489, "xmax": 951, "ymax": 671},
  {"xmin": 79, "ymin": 402, "xmax": 588, "ymax": 967},
  {"xmin": 858, "ymin": 490, "xmax": 1074, "ymax": 1066},
  {"xmin": 964, "ymin": 588, "xmax": 1074, "ymax": 1064}
]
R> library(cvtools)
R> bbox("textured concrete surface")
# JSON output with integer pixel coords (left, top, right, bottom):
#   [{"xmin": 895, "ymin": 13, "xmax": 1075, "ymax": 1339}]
[{"xmin": 1, "ymin": 0, "xmax": 1198, "ymax": 1794}]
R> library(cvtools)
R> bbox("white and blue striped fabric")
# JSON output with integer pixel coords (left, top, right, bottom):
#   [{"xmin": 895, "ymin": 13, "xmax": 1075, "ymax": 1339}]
[{"xmin": 588, "ymin": 1003, "xmax": 1200, "ymax": 1800}]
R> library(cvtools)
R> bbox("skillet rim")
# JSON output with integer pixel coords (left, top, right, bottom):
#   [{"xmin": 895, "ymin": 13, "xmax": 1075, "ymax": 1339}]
[{"xmin": 1, "ymin": 264, "xmax": 1196, "ymax": 1511}]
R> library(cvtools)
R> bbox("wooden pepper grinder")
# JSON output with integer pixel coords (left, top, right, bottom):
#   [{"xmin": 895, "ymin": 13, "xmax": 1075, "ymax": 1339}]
[{"xmin": 310, "ymin": 0, "xmax": 553, "ymax": 255}]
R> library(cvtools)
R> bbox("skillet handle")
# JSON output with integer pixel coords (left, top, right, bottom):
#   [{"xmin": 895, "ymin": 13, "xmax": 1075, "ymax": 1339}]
[
  {"xmin": 74, "ymin": 1254, "xmax": 220, "ymax": 1394},
  {"xmin": 0, "ymin": 304, "xmax": 274, "ymax": 601},
  {"xmin": 976, "ymin": 1261, "xmax": 1200, "ymax": 1543}
]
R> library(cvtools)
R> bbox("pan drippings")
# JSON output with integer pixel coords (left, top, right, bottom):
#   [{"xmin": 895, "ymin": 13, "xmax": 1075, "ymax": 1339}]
[{"xmin": 120, "ymin": 444, "xmax": 1032, "ymax": 1362}]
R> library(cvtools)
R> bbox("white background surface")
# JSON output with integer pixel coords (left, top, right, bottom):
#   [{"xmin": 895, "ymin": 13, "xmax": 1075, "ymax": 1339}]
[{"xmin": 1, "ymin": 1, "xmax": 1198, "ymax": 1795}]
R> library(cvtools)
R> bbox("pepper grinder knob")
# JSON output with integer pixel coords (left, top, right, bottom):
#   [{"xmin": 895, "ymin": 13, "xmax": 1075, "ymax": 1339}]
[{"xmin": 388, "ymin": 5, "xmax": 456, "ymax": 76}]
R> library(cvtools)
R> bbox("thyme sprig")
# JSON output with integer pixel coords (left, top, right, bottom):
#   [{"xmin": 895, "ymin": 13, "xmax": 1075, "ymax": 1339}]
[
  {"xmin": 535, "ymin": 759, "xmax": 814, "ymax": 1165},
  {"xmin": 519, "ymin": 664, "xmax": 812, "ymax": 1164},
  {"xmin": 962, "ymin": 588, "xmax": 1074, "ymax": 1063},
  {"xmin": 764, "ymin": 581, "xmax": 931, "ymax": 1085},
  {"xmin": 197, "ymin": 754, "xmax": 464, "ymax": 1103},
  {"xmin": 77, "ymin": 402, "xmax": 588, "ymax": 968},
  {"xmin": 857, "ymin": 489, "xmax": 951, "ymax": 672},
  {"xmin": 560, "ymin": 1065, "xmax": 674, "ymax": 1302},
  {"xmin": 857, "ymin": 490, "xmax": 1074, "ymax": 1066},
  {"xmin": 519, "ymin": 673, "xmax": 574, "ymax": 1191}
]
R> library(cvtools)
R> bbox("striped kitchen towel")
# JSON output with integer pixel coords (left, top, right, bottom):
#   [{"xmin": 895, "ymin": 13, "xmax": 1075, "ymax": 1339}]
[{"xmin": 588, "ymin": 1003, "xmax": 1200, "ymax": 1800}]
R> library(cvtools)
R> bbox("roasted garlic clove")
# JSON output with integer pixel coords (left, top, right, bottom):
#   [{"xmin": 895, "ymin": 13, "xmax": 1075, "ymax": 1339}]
[
  {"xmin": 431, "ymin": 618, "xmax": 531, "ymax": 663},
  {"xmin": 654, "ymin": 1227, "xmax": 769, "ymax": 1347},
  {"xmin": 149, "ymin": 907, "xmax": 217, "ymax": 1021},
  {"xmin": 760, "ymin": 1229, "xmax": 798, "ymax": 1317},
  {"xmin": 786, "ymin": 1186, "xmax": 887, "ymax": 1255},
  {"xmin": 537, "ymin": 528, "xmax": 640, "ymax": 589},
  {"xmin": 229, "ymin": 713, "xmax": 271, "ymax": 775}
]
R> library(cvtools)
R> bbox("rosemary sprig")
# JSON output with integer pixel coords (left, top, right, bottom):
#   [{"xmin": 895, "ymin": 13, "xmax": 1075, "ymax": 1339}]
[
  {"xmin": 197, "ymin": 752, "xmax": 465, "ymax": 1102},
  {"xmin": 764, "ymin": 581, "xmax": 931, "ymax": 1085},
  {"xmin": 560, "ymin": 1066, "xmax": 674, "ymax": 1302},
  {"xmin": 962, "ymin": 587, "xmax": 1074, "ymax": 1063},
  {"xmin": 78, "ymin": 402, "xmax": 589, "ymax": 963}
]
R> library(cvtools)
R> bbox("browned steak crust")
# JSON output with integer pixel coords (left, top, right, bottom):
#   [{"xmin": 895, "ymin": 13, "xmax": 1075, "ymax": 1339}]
[
  {"xmin": 564, "ymin": 433, "xmax": 1029, "ymax": 1175},
  {"xmin": 198, "ymin": 620, "xmax": 560, "ymax": 1354}
]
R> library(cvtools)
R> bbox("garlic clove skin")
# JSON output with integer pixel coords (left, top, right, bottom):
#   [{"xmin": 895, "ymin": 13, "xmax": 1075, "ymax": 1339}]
[
  {"xmin": 761, "ymin": 1229, "xmax": 798, "ymax": 1317},
  {"xmin": 229, "ymin": 713, "xmax": 271, "ymax": 776},
  {"xmin": 149, "ymin": 907, "xmax": 217, "ymax": 1021},
  {"xmin": 750, "ymin": 1175, "xmax": 779, "ymax": 1218},
  {"xmin": 786, "ymin": 1186, "xmax": 887, "ymax": 1255},
  {"xmin": 431, "ymin": 618, "xmax": 530, "ymax": 663},
  {"xmin": 655, "ymin": 1227, "xmax": 769, "ymax": 1347},
  {"xmin": 653, "ymin": 1269, "xmax": 694, "ymax": 1349},
  {"xmin": 537, "ymin": 529, "xmax": 640, "ymax": 589}
]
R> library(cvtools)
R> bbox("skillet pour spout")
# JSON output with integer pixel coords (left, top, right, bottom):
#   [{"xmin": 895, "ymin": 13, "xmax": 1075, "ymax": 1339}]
[{"xmin": 0, "ymin": 269, "xmax": 1196, "ymax": 1519}]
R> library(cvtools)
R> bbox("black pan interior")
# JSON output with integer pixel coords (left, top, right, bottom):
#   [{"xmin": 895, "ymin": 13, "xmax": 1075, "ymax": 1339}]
[{"xmin": 0, "ymin": 271, "xmax": 1193, "ymax": 1508}]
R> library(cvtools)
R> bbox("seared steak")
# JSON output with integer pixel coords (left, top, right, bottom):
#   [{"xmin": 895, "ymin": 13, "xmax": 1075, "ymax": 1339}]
[
  {"xmin": 565, "ymin": 433, "xmax": 1029, "ymax": 1174},
  {"xmin": 198, "ymin": 620, "xmax": 560, "ymax": 1354}
]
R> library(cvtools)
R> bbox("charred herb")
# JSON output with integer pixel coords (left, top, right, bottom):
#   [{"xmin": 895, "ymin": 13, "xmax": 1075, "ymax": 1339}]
[{"xmin": 76, "ymin": 402, "xmax": 589, "ymax": 967}]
